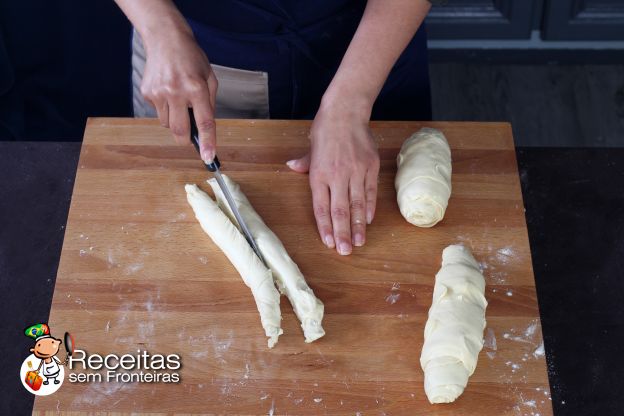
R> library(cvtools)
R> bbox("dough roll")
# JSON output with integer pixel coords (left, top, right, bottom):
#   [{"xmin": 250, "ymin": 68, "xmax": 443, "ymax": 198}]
[
  {"xmin": 208, "ymin": 175, "xmax": 325, "ymax": 343},
  {"xmin": 185, "ymin": 184, "xmax": 283, "ymax": 348},
  {"xmin": 420, "ymin": 244, "xmax": 487, "ymax": 404},
  {"xmin": 395, "ymin": 128, "xmax": 452, "ymax": 227}
]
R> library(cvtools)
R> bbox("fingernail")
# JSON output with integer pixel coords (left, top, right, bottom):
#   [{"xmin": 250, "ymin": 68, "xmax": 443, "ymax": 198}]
[
  {"xmin": 366, "ymin": 211, "xmax": 373, "ymax": 225},
  {"xmin": 338, "ymin": 242, "xmax": 351, "ymax": 256},
  {"xmin": 201, "ymin": 150, "xmax": 214, "ymax": 163},
  {"xmin": 353, "ymin": 233, "xmax": 364, "ymax": 247},
  {"xmin": 286, "ymin": 159, "xmax": 296, "ymax": 168},
  {"xmin": 324, "ymin": 235, "xmax": 335, "ymax": 248}
]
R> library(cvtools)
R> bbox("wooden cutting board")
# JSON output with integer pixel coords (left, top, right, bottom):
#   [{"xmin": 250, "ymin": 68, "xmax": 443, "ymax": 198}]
[{"xmin": 34, "ymin": 118, "xmax": 552, "ymax": 415}]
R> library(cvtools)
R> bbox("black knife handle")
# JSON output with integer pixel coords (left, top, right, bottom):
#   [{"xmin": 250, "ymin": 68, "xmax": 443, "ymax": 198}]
[{"xmin": 188, "ymin": 108, "xmax": 220, "ymax": 172}]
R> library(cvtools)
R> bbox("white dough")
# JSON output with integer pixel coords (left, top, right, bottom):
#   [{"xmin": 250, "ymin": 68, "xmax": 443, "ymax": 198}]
[
  {"xmin": 395, "ymin": 128, "xmax": 452, "ymax": 227},
  {"xmin": 185, "ymin": 184, "xmax": 283, "ymax": 348},
  {"xmin": 208, "ymin": 175, "xmax": 325, "ymax": 343},
  {"xmin": 420, "ymin": 244, "xmax": 488, "ymax": 404}
]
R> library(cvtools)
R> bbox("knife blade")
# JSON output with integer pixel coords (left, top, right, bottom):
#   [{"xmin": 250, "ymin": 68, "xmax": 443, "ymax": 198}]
[{"xmin": 188, "ymin": 109, "xmax": 267, "ymax": 266}]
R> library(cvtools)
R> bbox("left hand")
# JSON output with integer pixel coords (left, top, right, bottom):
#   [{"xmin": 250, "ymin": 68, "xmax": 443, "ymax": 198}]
[{"xmin": 287, "ymin": 98, "xmax": 380, "ymax": 255}]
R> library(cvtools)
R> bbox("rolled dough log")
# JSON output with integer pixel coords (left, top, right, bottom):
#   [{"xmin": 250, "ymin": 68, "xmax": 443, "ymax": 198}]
[
  {"xmin": 208, "ymin": 175, "xmax": 325, "ymax": 343},
  {"xmin": 185, "ymin": 184, "xmax": 283, "ymax": 348},
  {"xmin": 420, "ymin": 244, "xmax": 487, "ymax": 404},
  {"xmin": 395, "ymin": 128, "xmax": 452, "ymax": 227}
]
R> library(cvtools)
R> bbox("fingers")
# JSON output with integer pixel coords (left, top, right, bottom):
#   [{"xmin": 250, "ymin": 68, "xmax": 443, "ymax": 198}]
[
  {"xmin": 365, "ymin": 160, "xmax": 380, "ymax": 224},
  {"xmin": 167, "ymin": 99, "xmax": 190, "ymax": 145},
  {"xmin": 142, "ymin": 71, "xmax": 218, "ymax": 155},
  {"xmin": 286, "ymin": 153, "xmax": 311, "ymax": 173},
  {"xmin": 308, "ymin": 161, "xmax": 378, "ymax": 254},
  {"xmin": 207, "ymin": 72, "xmax": 218, "ymax": 111},
  {"xmin": 330, "ymin": 180, "xmax": 352, "ymax": 256},
  {"xmin": 140, "ymin": 83, "xmax": 169, "ymax": 127},
  {"xmin": 156, "ymin": 101, "xmax": 169, "ymax": 128},
  {"xmin": 349, "ymin": 176, "xmax": 367, "ymax": 247},
  {"xmin": 191, "ymin": 94, "xmax": 217, "ymax": 162},
  {"xmin": 310, "ymin": 179, "xmax": 334, "ymax": 249}
]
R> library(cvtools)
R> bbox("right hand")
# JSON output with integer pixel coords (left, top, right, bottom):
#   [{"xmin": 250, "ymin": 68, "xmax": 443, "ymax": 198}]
[{"xmin": 140, "ymin": 29, "xmax": 218, "ymax": 162}]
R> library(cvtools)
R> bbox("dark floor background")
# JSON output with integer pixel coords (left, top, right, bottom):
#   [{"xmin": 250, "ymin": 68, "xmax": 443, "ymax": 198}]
[
  {"xmin": 430, "ymin": 63, "xmax": 624, "ymax": 147},
  {"xmin": 0, "ymin": 143, "xmax": 80, "ymax": 415},
  {"xmin": 517, "ymin": 148, "xmax": 624, "ymax": 416}
]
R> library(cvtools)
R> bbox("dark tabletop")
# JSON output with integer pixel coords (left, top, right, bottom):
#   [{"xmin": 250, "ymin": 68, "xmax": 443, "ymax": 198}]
[{"xmin": 1, "ymin": 142, "xmax": 623, "ymax": 416}]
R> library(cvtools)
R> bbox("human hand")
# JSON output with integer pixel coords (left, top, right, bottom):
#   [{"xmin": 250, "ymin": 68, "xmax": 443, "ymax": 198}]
[
  {"xmin": 140, "ymin": 28, "xmax": 218, "ymax": 161},
  {"xmin": 287, "ymin": 99, "xmax": 380, "ymax": 255}
]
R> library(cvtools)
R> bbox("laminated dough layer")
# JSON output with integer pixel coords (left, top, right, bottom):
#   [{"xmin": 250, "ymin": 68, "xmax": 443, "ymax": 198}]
[
  {"xmin": 185, "ymin": 184, "xmax": 283, "ymax": 348},
  {"xmin": 395, "ymin": 128, "xmax": 452, "ymax": 227},
  {"xmin": 420, "ymin": 244, "xmax": 487, "ymax": 404},
  {"xmin": 208, "ymin": 174, "xmax": 325, "ymax": 343}
]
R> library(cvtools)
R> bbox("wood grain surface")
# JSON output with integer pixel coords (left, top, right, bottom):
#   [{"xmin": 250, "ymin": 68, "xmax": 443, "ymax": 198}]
[{"xmin": 33, "ymin": 118, "xmax": 552, "ymax": 415}]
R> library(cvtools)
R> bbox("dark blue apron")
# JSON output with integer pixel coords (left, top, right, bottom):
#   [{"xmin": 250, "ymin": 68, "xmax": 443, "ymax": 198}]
[{"xmin": 174, "ymin": 0, "xmax": 431, "ymax": 120}]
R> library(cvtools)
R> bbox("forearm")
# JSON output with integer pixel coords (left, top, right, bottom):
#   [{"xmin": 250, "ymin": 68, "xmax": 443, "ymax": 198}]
[
  {"xmin": 114, "ymin": 0, "xmax": 192, "ymax": 50},
  {"xmin": 322, "ymin": 0, "xmax": 431, "ymax": 117}
]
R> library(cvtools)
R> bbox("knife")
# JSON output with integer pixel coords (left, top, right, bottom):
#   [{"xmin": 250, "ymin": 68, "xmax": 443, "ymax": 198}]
[{"xmin": 188, "ymin": 109, "xmax": 267, "ymax": 266}]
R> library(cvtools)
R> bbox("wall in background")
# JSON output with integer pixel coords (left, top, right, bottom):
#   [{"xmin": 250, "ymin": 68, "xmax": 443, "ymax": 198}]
[
  {"xmin": 428, "ymin": 0, "xmax": 624, "ymax": 40},
  {"xmin": 427, "ymin": 0, "xmax": 624, "ymax": 63}
]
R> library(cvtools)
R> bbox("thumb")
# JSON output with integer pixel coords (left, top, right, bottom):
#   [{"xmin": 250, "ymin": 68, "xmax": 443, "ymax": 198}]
[{"xmin": 286, "ymin": 153, "xmax": 311, "ymax": 173}]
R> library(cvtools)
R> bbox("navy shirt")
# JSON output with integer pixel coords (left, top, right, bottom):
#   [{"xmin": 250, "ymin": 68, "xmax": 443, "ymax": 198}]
[{"xmin": 174, "ymin": 0, "xmax": 431, "ymax": 120}]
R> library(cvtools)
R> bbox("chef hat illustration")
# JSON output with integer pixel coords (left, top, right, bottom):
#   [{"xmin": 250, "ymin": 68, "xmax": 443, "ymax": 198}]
[{"xmin": 24, "ymin": 323, "xmax": 52, "ymax": 341}]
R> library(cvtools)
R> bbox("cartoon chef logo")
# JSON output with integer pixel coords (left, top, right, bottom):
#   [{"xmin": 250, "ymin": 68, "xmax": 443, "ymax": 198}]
[{"xmin": 20, "ymin": 323, "xmax": 75, "ymax": 396}]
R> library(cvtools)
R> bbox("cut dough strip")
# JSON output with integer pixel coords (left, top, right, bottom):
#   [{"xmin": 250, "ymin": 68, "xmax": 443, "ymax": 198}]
[
  {"xmin": 185, "ymin": 184, "xmax": 283, "ymax": 348},
  {"xmin": 395, "ymin": 128, "xmax": 452, "ymax": 227},
  {"xmin": 420, "ymin": 244, "xmax": 487, "ymax": 404},
  {"xmin": 208, "ymin": 175, "xmax": 325, "ymax": 343}
]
